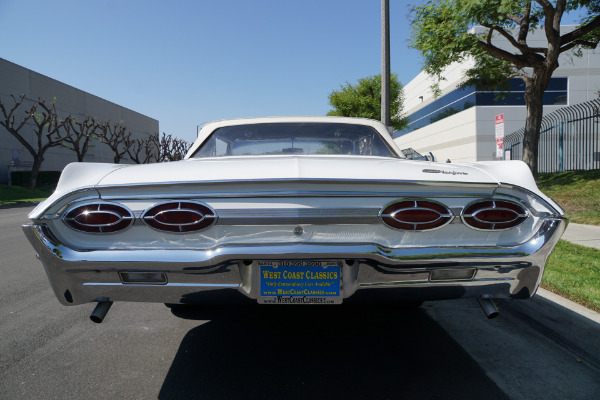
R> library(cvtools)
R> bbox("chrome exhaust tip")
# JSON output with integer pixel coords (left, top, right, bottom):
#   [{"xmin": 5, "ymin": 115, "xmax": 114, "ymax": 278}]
[
  {"xmin": 477, "ymin": 296, "xmax": 499, "ymax": 319},
  {"xmin": 90, "ymin": 301, "xmax": 113, "ymax": 323}
]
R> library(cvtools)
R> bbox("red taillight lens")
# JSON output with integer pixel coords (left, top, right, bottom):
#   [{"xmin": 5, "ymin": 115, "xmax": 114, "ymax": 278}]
[
  {"xmin": 462, "ymin": 200, "xmax": 528, "ymax": 230},
  {"xmin": 142, "ymin": 201, "xmax": 217, "ymax": 233},
  {"xmin": 63, "ymin": 203, "xmax": 133, "ymax": 233},
  {"xmin": 380, "ymin": 200, "xmax": 453, "ymax": 231}
]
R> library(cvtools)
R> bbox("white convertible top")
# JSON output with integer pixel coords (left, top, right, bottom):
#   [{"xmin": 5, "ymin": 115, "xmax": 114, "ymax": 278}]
[{"xmin": 185, "ymin": 116, "xmax": 404, "ymax": 159}]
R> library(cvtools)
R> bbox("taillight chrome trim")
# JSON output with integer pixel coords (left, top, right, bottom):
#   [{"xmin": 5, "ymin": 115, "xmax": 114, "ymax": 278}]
[
  {"xmin": 379, "ymin": 199, "xmax": 454, "ymax": 231},
  {"xmin": 62, "ymin": 202, "xmax": 134, "ymax": 234},
  {"xmin": 461, "ymin": 199, "xmax": 529, "ymax": 231},
  {"xmin": 141, "ymin": 200, "xmax": 217, "ymax": 233}
]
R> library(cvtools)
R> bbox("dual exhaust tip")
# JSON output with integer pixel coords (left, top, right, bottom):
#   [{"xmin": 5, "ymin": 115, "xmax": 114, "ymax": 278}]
[
  {"xmin": 90, "ymin": 301, "xmax": 113, "ymax": 323},
  {"xmin": 478, "ymin": 296, "xmax": 500, "ymax": 319}
]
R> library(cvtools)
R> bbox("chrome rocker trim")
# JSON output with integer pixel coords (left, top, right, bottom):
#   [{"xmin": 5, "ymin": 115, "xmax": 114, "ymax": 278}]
[{"xmin": 22, "ymin": 218, "xmax": 566, "ymax": 306}]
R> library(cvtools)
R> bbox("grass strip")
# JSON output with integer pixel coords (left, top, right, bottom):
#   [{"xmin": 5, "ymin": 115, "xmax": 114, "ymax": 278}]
[
  {"xmin": 537, "ymin": 170, "xmax": 600, "ymax": 225},
  {"xmin": 0, "ymin": 185, "xmax": 53, "ymax": 206},
  {"xmin": 542, "ymin": 239, "xmax": 600, "ymax": 312}
]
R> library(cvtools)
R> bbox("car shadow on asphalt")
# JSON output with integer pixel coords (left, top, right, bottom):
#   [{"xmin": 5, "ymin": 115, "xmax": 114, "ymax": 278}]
[
  {"xmin": 497, "ymin": 296, "xmax": 600, "ymax": 370},
  {"xmin": 158, "ymin": 305, "xmax": 509, "ymax": 400}
]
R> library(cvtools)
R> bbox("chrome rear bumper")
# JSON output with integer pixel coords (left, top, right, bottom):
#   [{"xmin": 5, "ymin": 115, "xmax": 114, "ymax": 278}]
[{"xmin": 22, "ymin": 218, "xmax": 566, "ymax": 306}]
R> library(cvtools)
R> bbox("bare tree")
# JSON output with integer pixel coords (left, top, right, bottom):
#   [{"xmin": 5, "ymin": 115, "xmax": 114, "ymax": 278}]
[
  {"xmin": 98, "ymin": 121, "xmax": 132, "ymax": 163},
  {"xmin": 156, "ymin": 132, "xmax": 174, "ymax": 162},
  {"xmin": 0, "ymin": 95, "xmax": 69, "ymax": 189},
  {"xmin": 176, "ymin": 137, "xmax": 191, "ymax": 160},
  {"xmin": 126, "ymin": 133, "xmax": 158, "ymax": 164},
  {"xmin": 62, "ymin": 116, "xmax": 98, "ymax": 162},
  {"xmin": 156, "ymin": 132, "xmax": 190, "ymax": 162},
  {"xmin": 0, "ymin": 94, "xmax": 36, "ymax": 153},
  {"xmin": 171, "ymin": 137, "xmax": 191, "ymax": 161}
]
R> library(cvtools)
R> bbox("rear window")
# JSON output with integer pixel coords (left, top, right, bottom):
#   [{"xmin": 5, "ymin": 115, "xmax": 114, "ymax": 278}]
[{"xmin": 190, "ymin": 123, "xmax": 398, "ymax": 158}]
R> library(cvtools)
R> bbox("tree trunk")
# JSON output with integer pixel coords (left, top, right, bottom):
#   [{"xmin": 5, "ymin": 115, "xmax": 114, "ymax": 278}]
[
  {"xmin": 522, "ymin": 70, "xmax": 552, "ymax": 180},
  {"xmin": 521, "ymin": 93, "xmax": 543, "ymax": 179},
  {"xmin": 28, "ymin": 155, "xmax": 44, "ymax": 190}
]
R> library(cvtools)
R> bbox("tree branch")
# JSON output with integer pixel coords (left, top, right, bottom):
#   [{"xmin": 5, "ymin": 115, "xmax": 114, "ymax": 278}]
[
  {"xmin": 553, "ymin": 0, "xmax": 566, "ymax": 34},
  {"xmin": 0, "ymin": 94, "xmax": 37, "ymax": 156},
  {"xmin": 62, "ymin": 116, "xmax": 98, "ymax": 161},
  {"xmin": 560, "ymin": 39, "xmax": 599, "ymax": 53},
  {"xmin": 98, "ymin": 121, "xmax": 132, "ymax": 163},
  {"xmin": 505, "ymin": 14, "xmax": 523, "ymax": 25},
  {"xmin": 533, "ymin": 0, "xmax": 553, "ymax": 11},
  {"xmin": 533, "ymin": 0, "xmax": 557, "ymax": 43},
  {"xmin": 508, "ymin": 72, "xmax": 530, "ymax": 82},
  {"xmin": 481, "ymin": 23, "xmax": 547, "ymax": 55},
  {"xmin": 477, "ymin": 39, "xmax": 529, "ymax": 69},
  {"xmin": 33, "ymin": 99, "xmax": 69, "ymax": 151},
  {"xmin": 482, "ymin": 24, "xmax": 522, "ymax": 49},
  {"xmin": 560, "ymin": 14, "xmax": 600, "ymax": 47},
  {"xmin": 126, "ymin": 134, "xmax": 157, "ymax": 164},
  {"xmin": 516, "ymin": 1, "xmax": 531, "ymax": 45}
]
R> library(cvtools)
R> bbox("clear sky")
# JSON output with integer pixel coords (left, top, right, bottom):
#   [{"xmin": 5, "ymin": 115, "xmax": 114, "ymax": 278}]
[{"xmin": 0, "ymin": 0, "xmax": 423, "ymax": 144}]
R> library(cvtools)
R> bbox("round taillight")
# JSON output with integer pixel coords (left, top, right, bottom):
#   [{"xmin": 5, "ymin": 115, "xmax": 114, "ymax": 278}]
[
  {"xmin": 142, "ymin": 201, "xmax": 217, "ymax": 233},
  {"xmin": 462, "ymin": 200, "xmax": 528, "ymax": 230},
  {"xmin": 63, "ymin": 203, "xmax": 133, "ymax": 233},
  {"xmin": 380, "ymin": 200, "xmax": 453, "ymax": 231}
]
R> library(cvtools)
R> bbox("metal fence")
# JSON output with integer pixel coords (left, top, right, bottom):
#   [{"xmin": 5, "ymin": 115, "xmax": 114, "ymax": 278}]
[{"xmin": 504, "ymin": 98, "xmax": 600, "ymax": 172}]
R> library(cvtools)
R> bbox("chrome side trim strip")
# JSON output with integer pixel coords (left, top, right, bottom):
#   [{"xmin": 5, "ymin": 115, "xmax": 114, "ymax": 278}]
[
  {"xmin": 96, "ymin": 189, "xmax": 498, "ymax": 201},
  {"xmin": 358, "ymin": 277, "xmax": 515, "ymax": 288},
  {"xmin": 82, "ymin": 283, "xmax": 240, "ymax": 288},
  {"xmin": 94, "ymin": 177, "xmax": 499, "ymax": 190}
]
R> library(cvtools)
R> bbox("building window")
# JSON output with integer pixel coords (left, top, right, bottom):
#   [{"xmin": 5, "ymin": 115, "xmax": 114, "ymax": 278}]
[{"xmin": 396, "ymin": 77, "xmax": 568, "ymax": 137}]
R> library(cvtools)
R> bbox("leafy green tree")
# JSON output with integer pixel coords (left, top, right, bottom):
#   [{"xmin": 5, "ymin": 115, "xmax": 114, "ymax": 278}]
[
  {"xmin": 409, "ymin": 0, "xmax": 600, "ymax": 177},
  {"xmin": 327, "ymin": 74, "xmax": 408, "ymax": 131}
]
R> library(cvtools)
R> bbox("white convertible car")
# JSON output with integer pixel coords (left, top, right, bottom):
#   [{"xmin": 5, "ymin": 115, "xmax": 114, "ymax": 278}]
[{"xmin": 23, "ymin": 117, "xmax": 566, "ymax": 322}]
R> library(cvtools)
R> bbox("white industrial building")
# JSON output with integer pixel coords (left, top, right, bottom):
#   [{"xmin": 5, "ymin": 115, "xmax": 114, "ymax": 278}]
[
  {"xmin": 0, "ymin": 57, "xmax": 159, "ymax": 184},
  {"xmin": 394, "ymin": 26, "xmax": 600, "ymax": 163}
]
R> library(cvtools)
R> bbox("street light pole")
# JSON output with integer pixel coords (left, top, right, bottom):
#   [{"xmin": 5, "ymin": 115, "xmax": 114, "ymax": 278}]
[{"xmin": 381, "ymin": 0, "xmax": 391, "ymax": 130}]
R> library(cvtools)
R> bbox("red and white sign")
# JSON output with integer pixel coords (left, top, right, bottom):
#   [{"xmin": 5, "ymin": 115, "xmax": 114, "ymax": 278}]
[{"xmin": 495, "ymin": 114, "xmax": 504, "ymax": 159}]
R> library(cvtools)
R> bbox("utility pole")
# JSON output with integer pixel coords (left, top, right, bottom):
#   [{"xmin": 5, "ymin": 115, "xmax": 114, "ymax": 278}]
[{"xmin": 381, "ymin": 0, "xmax": 391, "ymax": 131}]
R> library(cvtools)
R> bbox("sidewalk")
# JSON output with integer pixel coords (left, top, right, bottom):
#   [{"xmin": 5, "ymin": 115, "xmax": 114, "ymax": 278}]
[{"xmin": 561, "ymin": 222, "xmax": 600, "ymax": 250}]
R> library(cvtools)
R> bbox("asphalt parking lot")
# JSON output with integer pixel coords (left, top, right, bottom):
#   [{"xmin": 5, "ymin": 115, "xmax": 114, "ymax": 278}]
[{"xmin": 1, "ymin": 206, "xmax": 599, "ymax": 400}]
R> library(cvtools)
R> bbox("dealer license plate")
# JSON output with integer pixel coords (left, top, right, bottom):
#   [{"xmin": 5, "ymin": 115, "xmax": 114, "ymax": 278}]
[{"xmin": 258, "ymin": 261, "xmax": 342, "ymax": 304}]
